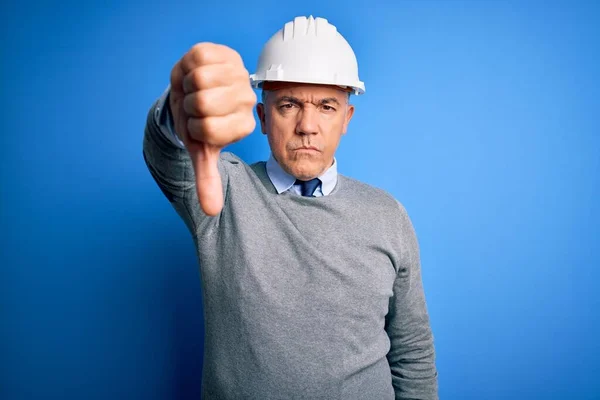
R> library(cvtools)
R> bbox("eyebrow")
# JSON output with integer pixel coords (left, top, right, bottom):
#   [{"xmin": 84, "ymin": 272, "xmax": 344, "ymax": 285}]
[{"xmin": 275, "ymin": 96, "xmax": 342, "ymax": 106}]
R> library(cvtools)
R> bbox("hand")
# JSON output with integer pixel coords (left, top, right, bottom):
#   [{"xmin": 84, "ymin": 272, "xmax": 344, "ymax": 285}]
[{"xmin": 169, "ymin": 43, "xmax": 257, "ymax": 216}]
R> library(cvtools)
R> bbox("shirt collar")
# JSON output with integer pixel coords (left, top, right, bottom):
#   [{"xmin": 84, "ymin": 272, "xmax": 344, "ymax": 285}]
[{"xmin": 266, "ymin": 153, "xmax": 338, "ymax": 196}]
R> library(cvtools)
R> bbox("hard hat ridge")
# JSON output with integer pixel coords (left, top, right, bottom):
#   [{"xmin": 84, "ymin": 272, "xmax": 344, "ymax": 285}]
[{"xmin": 282, "ymin": 15, "xmax": 335, "ymax": 40}]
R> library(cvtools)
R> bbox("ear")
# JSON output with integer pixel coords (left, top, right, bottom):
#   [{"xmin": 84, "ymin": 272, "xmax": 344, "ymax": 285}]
[
  {"xmin": 341, "ymin": 104, "xmax": 355, "ymax": 135},
  {"xmin": 256, "ymin": 103, "xmax": 267, "ymax": 135}
]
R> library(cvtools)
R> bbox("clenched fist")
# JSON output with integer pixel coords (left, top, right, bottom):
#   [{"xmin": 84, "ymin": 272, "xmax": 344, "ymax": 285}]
[{"xmin": 169, "ymin": 43, "xmax": 257, "ymax": 216}]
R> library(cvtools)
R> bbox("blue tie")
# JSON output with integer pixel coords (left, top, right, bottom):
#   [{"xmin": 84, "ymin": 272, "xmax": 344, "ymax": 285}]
[{"xmin": 295, "ymin": 178, "xmax": 321, "ymax": 197}]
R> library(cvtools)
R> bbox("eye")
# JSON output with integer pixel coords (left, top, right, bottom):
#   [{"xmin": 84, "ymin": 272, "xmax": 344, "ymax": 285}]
[
  {"xmin": 321, "ymin": 105, "xmax": 336, "ymax": 112},
  {"xmin": 279, "ymin": 103, "xmax": 296, "ymax": 110}
]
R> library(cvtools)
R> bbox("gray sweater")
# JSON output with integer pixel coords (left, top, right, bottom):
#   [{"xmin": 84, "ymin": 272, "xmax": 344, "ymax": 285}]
[{"xmin": 142, "ymin": 100, "xmax": 438, "ymax": 399}]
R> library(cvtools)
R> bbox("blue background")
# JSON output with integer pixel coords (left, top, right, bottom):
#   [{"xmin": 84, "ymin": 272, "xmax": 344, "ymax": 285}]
[{"xmin": 2, "ymin": 1, "xmax": 599, "ymax": 399}]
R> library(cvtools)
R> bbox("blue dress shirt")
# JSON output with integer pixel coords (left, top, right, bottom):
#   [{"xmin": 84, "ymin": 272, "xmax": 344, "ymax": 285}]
[
  {"xmin": 154, "ymin": 86, "xmax": 338, "ymax": 197},
  {"xmin": 265, "ymin": 154, "xmax": 337, "ymax": 197}
]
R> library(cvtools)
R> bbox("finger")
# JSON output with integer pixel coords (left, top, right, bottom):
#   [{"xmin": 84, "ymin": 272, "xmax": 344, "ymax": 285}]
[
  {"xmin": 183, "ymin": 86, "xmax": 252, "ymax": 118},
  {"xmin": 170, "ymin": 90, "xmax": 190, "ymax": 144},
  {"xmin": 187, "ymin": 113, "xmax": 256, "ymax": 146},
  {"xmin": 170, "ymin": 60, "xmax": 185, "ymax": 95},
  {"xmin": 189, "ymin": 144, "xmax": 223, "ymax": 216},
  {"xmin": 182, "ymin": 64, "xmax": 248, "ymax": 93},
  {"xmin": 181, "ymin": 43, "xmax": 243, "ymax": 74}
]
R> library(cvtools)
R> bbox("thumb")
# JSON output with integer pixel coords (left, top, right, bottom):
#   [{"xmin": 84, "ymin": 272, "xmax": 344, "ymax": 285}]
[{"xmin": 189, "ymin": 143, "xmax": 223, "ymax": 216}]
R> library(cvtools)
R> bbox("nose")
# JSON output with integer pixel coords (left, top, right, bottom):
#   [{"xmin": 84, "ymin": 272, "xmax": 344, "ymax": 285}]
[{"xmin": 295, "ymin": 106, "xmax": 319, "ymax": 135}]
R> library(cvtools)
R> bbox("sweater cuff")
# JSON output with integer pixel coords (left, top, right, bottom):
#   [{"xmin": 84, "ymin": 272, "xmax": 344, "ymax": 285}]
[{"xmin": 154, "ymin": 84, "xmax": 186, "ymax": 149}]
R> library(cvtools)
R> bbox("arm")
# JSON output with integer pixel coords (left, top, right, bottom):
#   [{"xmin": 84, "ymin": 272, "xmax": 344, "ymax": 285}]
[
  {"xmin": 385, "ymin": 203, "xmax": 439, "ymax": 399},
  {"xmin": 142, "ymin": 88, "xmax": 227, "ymax": 236},
  {"xmin": 154, "ymin": 85, "xmax": 186, "ymax": 149},
  {"xmin": 143, "ymin": 43, "xmax": 255, "ymax": 232}
]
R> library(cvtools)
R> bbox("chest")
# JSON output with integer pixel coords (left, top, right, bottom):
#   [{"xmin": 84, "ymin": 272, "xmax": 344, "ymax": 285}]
[{"xmin": 203, "ymin": 198, "xmax": 398, "ymax": 323}]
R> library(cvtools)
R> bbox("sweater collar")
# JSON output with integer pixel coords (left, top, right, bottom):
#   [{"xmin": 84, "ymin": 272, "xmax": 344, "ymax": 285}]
[{"xmin": 265, "ymin": 153, "xmax": 338, "ymax": 196}]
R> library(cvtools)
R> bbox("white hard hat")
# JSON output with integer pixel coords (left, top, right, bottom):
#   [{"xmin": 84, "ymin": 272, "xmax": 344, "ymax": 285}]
[{"xmin": 250, "ymin": 16, "xmax": 365, "ymax": 95}]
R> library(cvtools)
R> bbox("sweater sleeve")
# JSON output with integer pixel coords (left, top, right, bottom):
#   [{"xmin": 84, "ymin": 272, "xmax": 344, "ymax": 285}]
[
  {"xmin": 385, "ymin": 202, "xmax": 439, "ymax": 399},
  {"xmin": 142, "ymin": 95, "xmax": 228, "ymax": 236}
]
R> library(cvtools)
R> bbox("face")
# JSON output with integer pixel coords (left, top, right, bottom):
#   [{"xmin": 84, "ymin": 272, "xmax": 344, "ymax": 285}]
[{"xmin": 256, "ymin": 83, "xmax": 355, "ymax": 181}]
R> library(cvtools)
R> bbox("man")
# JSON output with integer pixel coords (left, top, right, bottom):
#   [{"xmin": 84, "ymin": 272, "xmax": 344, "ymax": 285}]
[{"xmin": 143, "ymin": 15, "xmax": 438, "ymax": 400}]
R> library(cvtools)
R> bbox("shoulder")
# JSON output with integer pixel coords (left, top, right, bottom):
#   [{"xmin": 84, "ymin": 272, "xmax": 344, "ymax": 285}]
[
  {"xmin": 338, "ymin": 175, "xmax": 416, "ymax": 232},
  {"xmin": 219, "ymin": 151, "xmax": 244, "ymax": 165},
  {"xmin": 216, "ymin": 151, "xmax": 257, "ymax": 175},
  {"xmin": 339, "ymin": 175, "xmax": 407, "ymax": 212},
  {"xmin": 219, "ymin": 152, "xmax": 266, "ymax": 172},
  {"xmin": 217, "ymin": 152, "xmax": 269, "ymax": 187},
  {"xmin": 339, "ymin": 175, "xmax": 418, "ymax": 250}
]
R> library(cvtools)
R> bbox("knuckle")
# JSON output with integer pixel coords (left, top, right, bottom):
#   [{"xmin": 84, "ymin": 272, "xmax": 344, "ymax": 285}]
[
  {"xmin": 238, "ymin": 67, "xmax": 250, "ymax": 80},
  {"xmin": 233, "ymin": 67, "xmax": 249, "ymax": 84},
  {"xmin": 237, "ymin": 87, "xmax": 256, "ymax": 107},
  {"xmin": 187, "ymin": 43, "xmax": 212, "ymax": 67},
  {"xmin": 184, "ymin": 70, "xmax": 201, "ymax": 91},
  {"xmin": 247, "ymin": 90, "xmax": 257, "ymax": 105},
  {"xmin": 183, "ymin": 92, "xmax": 202, "ymax": 116},
  {"xmin": 223, "ymin": 63, "xmax": 236, "ymax": 76},
  {"xmin": 193, "ymin": 68, "xmax": 211, "ymax": 89},
  {"xmin": 188, "ymin": 118, "xmax": 218, "ymax": 143},
  {"xmin": 185, "ymin": 43, "xmax": 244, "ymax": 70},
  {"xmin": 200, "ymin": 117, "xmax": 218, "ymax": 137},
  {"xmin": 190, "ymin": 42, "xmax": 209, "ymax": 56},
  {"xmin": 218, "ymin": 45, "xmax": 242, "ymax": 65},
  {"xmin": 183, "ymin": 67, "xmax": 213, "ymax": 93},
  {"xmin": 234, "ymin": 114, "xmax": 254, "ymax": 136},
  {"xmin": 182, "ymin": 94, "xmax": 195, "ymax": 115},
  {"xmin": 195, "ymin": 91, "xmax": 211, "ymax": 113},
  {"xmin": 244, "ymin": 116, "xmax": 256, "ymax": 133},
  {"xmin": 229, "ymin": 49, "xmax": 244, "ymax": 65},
  {"xmin": 190, "ymin": 42, "xmax": 205, "ymax": 52}
]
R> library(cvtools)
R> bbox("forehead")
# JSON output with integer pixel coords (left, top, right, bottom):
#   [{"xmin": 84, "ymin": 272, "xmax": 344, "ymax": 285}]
[{"xmin": 263, "ymin": 82, "xmax": 349, "ymax": 101}]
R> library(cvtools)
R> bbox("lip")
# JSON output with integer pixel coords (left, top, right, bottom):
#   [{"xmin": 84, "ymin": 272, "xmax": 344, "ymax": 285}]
[{"xmin": 295, "ymin": 146, "xmax": 320, "ymax": 152}]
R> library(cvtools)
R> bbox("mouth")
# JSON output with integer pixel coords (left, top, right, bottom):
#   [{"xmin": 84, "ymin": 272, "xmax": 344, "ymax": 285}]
[{"xmin": 295, "ymin": 146, "xmax": 321, "ymax": 152}]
